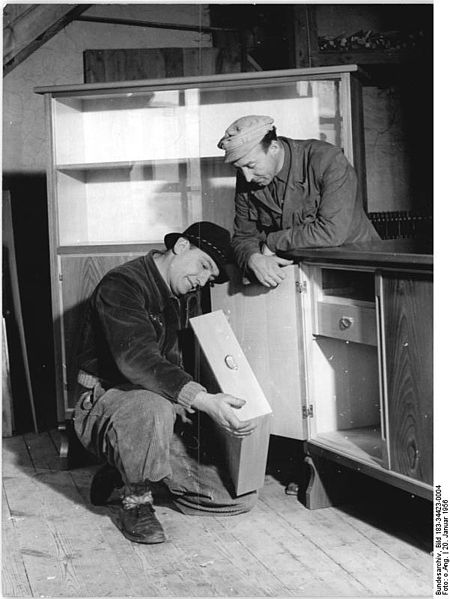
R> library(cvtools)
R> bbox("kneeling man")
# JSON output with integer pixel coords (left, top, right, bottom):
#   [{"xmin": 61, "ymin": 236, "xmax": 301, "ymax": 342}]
[{"xmin": 74, "ymin": 222, "xmax": 257, "ymax": 544}]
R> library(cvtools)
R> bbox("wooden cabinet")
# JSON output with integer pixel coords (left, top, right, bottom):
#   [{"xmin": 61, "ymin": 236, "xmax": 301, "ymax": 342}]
[
  {"xmin": 212, "ymin": 241, "xmax": 433, "ymax": 506},
  {"xmin": 35, "ymin": 65, "xmax": 367, "ymax": 423}
]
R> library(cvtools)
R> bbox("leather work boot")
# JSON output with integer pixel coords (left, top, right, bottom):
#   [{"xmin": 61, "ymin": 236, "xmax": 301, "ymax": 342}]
[
  {"xmin": 119, "ymin": 502, "xmax": 166, "ymax": 544},
  {"xmin": 90, "ymin": 463, "xmax": 124, "ymax": 506}
]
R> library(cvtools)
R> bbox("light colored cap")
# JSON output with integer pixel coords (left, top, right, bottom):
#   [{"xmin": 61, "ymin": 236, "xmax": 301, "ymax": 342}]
[{"xmin": 217, "ymin": 115, "xmax": 275, "ymax": 163}]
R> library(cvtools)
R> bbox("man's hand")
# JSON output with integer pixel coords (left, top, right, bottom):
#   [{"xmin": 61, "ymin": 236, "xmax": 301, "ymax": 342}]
[
  {"xmin": 191, "ymin": 392, "xmax": 256, "ymax": 437},
  {"xmin": 247, "ymin": 252, "xmax": 293, "ymax": 287}
]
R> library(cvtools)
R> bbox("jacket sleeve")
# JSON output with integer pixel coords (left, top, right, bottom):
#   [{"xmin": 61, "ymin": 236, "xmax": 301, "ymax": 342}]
[
  {"xmin": 94, "ymin": 273, "xmax": 204, "ymax": 407},
  {"xmin": 265, "ymin": 148, "xmax": 358, "ymax": 251}
]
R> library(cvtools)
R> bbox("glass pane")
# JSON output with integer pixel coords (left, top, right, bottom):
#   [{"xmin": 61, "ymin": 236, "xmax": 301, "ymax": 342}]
[
  {"xmin": 54, "ymin": 90, "xmax": 200, "ymax": 165},
  {"xmin": 195, "ymin": 78, "xmax": 343, "ymax": 232},
  {"xmin": 197, "ymin": 79, "xmax": 342, "ymax": 158},
  {"xmin": 56, "ymin": 162, "xmax": 202, "ymax": 245},
  {"xmin": 53, "ymin": 76, "xmax": 345, "ymax": 245}
]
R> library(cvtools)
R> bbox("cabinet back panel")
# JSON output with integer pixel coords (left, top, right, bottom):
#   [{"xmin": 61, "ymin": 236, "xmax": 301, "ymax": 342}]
[
  {"xmin": 310, "ymin": 337, "xmax": 380, "ymax": 433},
  {"xmin": 57, "ymin": 170, "xmax": 202, "ymax": 245},
  {"xmin": 53, "ymin": 79, "xmax": 347, "ymax": 165}
]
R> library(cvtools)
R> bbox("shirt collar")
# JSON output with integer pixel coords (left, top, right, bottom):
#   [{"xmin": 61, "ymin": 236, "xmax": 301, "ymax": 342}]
[
  {"xmin": 145, "ymin": 250, "xmax": 177, "ymax": 309},
  {"xmin": 274, "ymin": 138, "xmax": 290, "ymax": 184}
]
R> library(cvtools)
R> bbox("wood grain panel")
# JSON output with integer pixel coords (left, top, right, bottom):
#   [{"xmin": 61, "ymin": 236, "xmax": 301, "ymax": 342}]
[
  {"xmin": 381, "ymin": 274, "xmax": 433, "ymax": 484},
  {"xmin": 190, "ymin": 310, "xmax": 272, "ymax": 495},
  {"xmin": 60, "ymin": 253, "xmax": 145, "ymax": 411},
  {"xmin": 211, "ymin": 265, "xmax": 307, "ymax": 440}
]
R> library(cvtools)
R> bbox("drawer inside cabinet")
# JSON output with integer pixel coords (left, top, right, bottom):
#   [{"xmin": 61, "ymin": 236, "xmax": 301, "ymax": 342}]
[{"xmin": 315, "ymin": 302, "xmax": 377, "ymax": 346}]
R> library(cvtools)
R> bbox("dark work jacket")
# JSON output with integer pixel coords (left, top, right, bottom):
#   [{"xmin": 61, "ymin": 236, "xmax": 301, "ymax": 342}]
[
  {"xmin": 232, "ymin": 137, "xmax": 380, "ymax": 270},
  {"xmin": 77, "ymin": 251, "xmax": 196, "ymax": 402}
]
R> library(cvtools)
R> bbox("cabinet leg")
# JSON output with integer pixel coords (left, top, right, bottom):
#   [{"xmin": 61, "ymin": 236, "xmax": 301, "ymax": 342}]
[
  {"xmin": 57, "ymin": 423, "xmax": 70, "ymax": 470},
  {"xmin": 298, "ymin": 453, "xmax": 354, "ymax": 510},
  {"xmin": 301, "ymin": 455, "xmax": 334, "ymax": 509},
  {"xmin": 57, "ymin": 420, "xmax": 99, "ymax": 470}
]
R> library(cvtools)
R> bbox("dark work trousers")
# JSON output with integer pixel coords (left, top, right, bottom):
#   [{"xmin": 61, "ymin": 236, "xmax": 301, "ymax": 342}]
[{"xmin": 73, "ymin": 383, "xmax": 257, "ymax": 515}]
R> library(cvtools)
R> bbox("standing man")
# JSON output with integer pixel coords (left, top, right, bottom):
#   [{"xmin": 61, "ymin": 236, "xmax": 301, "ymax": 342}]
[
  {"xmin": 74, "ymin": 222, "xmax": 257, "ymax": 545},
  {"xmin": 217, "ymin": 115, "xmax": 380, "ymax": 287}
]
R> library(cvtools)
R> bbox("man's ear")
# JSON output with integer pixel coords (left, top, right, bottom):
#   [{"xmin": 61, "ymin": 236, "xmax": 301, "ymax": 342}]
[
  {"xmin": 269, "ymin": 140, "xmax": 281, "ymax": 155},
  {"xmin": 172, "ymin": 236, "xmax": 191, "ymax": 255}
]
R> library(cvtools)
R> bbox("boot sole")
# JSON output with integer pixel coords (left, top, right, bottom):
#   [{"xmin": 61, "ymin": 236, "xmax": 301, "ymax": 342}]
[{"xmin": 119, "ymin": 526, "xmax": 167, "ymax": 544}]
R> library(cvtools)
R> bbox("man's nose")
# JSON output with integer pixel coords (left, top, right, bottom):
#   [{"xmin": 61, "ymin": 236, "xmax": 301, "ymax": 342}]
[
  {"xmin": 198, "ymin": 271, "xmax": 210, "ymax": 286},
  {"xmin": 241, "ymin": 167, "xmax": 253, "ymax": 183}
]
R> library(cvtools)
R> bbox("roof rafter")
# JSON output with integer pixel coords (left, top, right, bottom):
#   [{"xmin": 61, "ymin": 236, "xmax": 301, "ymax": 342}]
[{"xmin": 4, "ymin": 4, "xmax": 92, "ymax": 76}]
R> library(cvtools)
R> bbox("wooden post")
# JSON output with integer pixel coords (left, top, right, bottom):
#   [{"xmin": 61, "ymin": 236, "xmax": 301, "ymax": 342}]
[
  {"xmin": 2, "ymin": 191, "xmax": 38, "ymax": 433},
  {"xmin": 2, "ymin": 318, "xmax": 14, "ymax": 437},
  {"xmin": 290, "ymin": 5, "xmax": 319, "ymax": 68}
]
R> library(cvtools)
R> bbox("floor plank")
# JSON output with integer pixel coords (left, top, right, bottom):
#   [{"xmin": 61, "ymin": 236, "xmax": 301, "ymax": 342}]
[
  {"xmin": 2, "ymin": 431, "xmax": 433, "ymax": 597},
  {"xmin": 260, "ymin": 476, "xmax": 432, "ymax": 596},
  {"xmin": 213, "ymin": 493, "xmax": 366, "ymax": 596},
  {"xmin": 23, "ymin": 431, "xmax": 61, "ymax": 472},
  {"xmin": 2, "ymin": 486, "xmax": 33, "ymax": 597}
]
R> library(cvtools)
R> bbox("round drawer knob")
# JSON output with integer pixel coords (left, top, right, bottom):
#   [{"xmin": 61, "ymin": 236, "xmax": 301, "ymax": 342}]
[
  {"xmin": 339, "ymin": 316, "xmax": 354, "ymax": 330},
  {"xmin": 224, "ymin": 354, "xmax": 238, "ymax": 370}
]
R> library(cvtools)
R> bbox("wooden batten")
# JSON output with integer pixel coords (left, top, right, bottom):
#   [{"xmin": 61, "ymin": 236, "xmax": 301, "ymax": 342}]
[{"xmin": 190, "ymin": 310, "xmax": 272, "ymax": 495}]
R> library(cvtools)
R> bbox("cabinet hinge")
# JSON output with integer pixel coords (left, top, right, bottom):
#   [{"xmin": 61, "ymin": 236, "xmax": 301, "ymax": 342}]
[
  {"xmin": 59, "ymin": 273, "xmax": 63, "ymax": 281},
  {"xmin": 302, "ymin": 404, "xmax": 314, "ymax": 418},
  {"xmin": 296, "ymin": 280, "xmax": 307, "ymax": 293}
]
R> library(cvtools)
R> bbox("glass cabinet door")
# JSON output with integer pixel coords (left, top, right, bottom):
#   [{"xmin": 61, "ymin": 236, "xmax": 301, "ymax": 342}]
[
  {"xmin": 53, "ymin": 90, "xmax": 202, "ymax": 246},
  {"xmin": 48, "ymin": 68, "xmax": 360, "ymax": 249},
  {"xmin": 197, "ymin": 76, "xmax": 349, "ymax": 231}
]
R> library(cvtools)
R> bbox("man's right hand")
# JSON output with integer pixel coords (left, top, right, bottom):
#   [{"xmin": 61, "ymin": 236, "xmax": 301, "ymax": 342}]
[
  {"xmin": 191, "ymin": 392, "xmax": 256, "ymax": 437},
  {"xmin": 247, "ymin": 252, "xmax": 293, "ymax": 287}
]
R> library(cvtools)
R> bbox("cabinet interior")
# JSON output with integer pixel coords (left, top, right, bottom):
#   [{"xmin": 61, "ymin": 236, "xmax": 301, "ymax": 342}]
[{"xmin": 306, "ymin": 265, "xmax": 383, "ymax": 465}]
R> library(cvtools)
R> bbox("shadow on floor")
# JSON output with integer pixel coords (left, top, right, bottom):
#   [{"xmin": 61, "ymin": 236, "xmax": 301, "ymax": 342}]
[
  {"xmin": 266, "ymin": 435, "xmax": 433, "ymax": 553},
  {"xmin": 5, "ymin": 427, "xmax": 433, "ymax": 555}
]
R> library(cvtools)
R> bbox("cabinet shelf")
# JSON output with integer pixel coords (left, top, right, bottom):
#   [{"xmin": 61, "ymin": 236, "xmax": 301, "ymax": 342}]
[
  {"xmin": 56, "ymin": 158, "xmax": 186, "ymax": 172},
  {"xmin": 57, "ymin": 243, "xmax": 162, "ymax": 255}
]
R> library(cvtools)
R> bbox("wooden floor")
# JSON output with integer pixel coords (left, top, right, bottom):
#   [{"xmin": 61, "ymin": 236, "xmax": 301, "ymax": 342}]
[{"xmin": 2, "ymin": 430, "xmax": 433, "ymax": 598}]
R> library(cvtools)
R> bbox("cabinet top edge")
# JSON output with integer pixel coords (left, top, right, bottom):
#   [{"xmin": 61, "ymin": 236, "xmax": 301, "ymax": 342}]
[
  {"xmin": 34, "ymin": 65, "xmax": 363, "ymax": 96},
  {"xmin": 280, "ymin": 240, "xmax": 433, "ymax": 270}
]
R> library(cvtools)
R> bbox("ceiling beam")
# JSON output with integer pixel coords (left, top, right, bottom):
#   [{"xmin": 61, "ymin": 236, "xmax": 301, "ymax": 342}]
[
  {"xmin": 75, "ymin": 14, "xmax": 237, "ymax": 34},
  {"xmin": 4, "ymin": 4, "xmax": 92, "ymax": 76}
]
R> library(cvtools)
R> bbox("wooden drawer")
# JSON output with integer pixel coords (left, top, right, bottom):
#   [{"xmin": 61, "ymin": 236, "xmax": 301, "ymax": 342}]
[{"xmin": 315, "ymin": 302, "xmax": 377, "ymax": 346}]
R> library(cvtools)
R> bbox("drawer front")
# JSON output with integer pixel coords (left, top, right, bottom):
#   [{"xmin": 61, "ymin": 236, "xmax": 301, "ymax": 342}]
[{"xmin": 315, "ymin": 302, "xmax": 377, "ymax": 346}]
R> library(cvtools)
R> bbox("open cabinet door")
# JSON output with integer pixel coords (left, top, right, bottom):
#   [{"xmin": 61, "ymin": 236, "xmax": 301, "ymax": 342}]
[
  {"xmin": 190, "ymin": 310, "xmax": 272, "ymax": 496},
  {"xmin": 210, "ymin": 264, "xmax": 308, "ymax": 440}
]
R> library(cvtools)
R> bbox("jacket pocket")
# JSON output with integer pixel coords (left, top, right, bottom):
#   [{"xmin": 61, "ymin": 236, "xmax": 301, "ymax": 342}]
[{"xmin": 258, "ymin": 209, "xmax": 275, "ymax": 227}]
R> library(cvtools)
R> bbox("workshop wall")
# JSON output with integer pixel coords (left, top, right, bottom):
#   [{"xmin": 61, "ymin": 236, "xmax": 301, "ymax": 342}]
[{"xmin": 314, "ymin": 4, "xmax": 432, "ymax": 213}]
